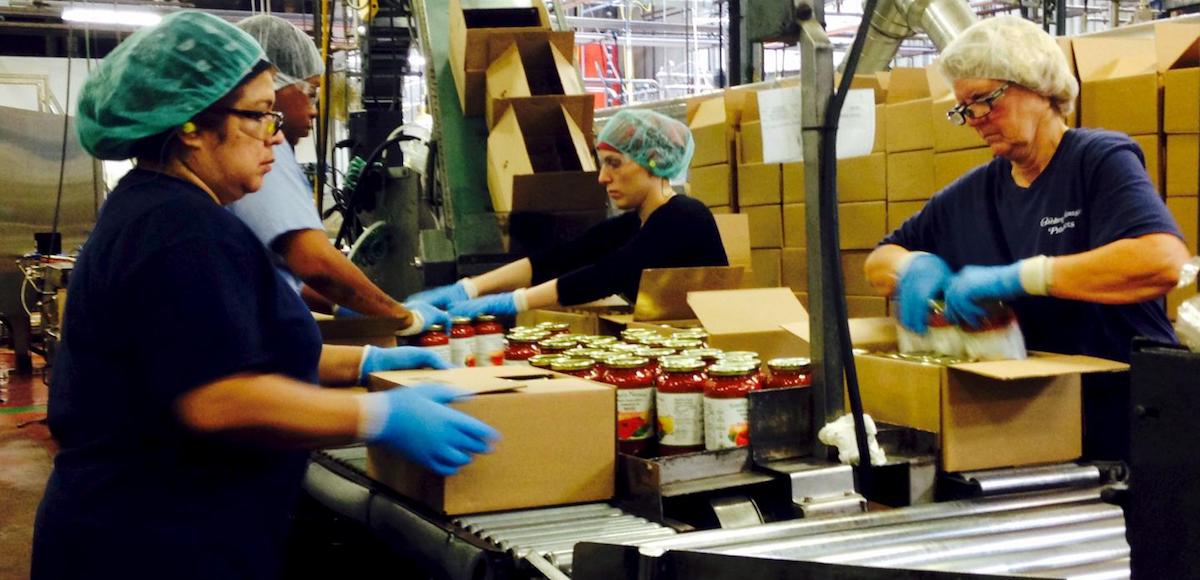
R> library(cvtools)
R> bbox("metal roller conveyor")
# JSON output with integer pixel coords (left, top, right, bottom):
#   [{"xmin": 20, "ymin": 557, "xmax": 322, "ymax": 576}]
[
  {"xmin": 956, "ymin": 464, "xmax": 1104, "ymax": 496},
  {"xmin": 923, "ymin": 537, "xmax": 1131, "ymax": 575},
  {"xmin": 1042, "ymin": 557, "xmax": 1131, "ymax": 580}
]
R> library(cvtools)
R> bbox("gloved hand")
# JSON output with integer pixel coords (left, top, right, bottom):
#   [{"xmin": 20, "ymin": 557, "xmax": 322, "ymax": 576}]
[
  {"xmin": 364, "ymin": 384, "xmax": 500, "ymax": 476},
  {"xmin": 406, "ymin": 281, "xmax": 471, "ymax": 309},
  {"xmin": 403, "ymin": 300, "xmax": 452, "ymax": 333},
  {"xmin": 333, "ymin": 305, "xmax": 361, "ymax": 318},
  {"xmin": 359, "ymin": 345, "xmax": 452, "ymax": 384},
  {"xmin": 896, "ymin": 253, "xmax": 953, "ymax": 333},
  {"xmin": 449, "ymin": 293, "xmax": 519, "ymax": 318},
  {"xmin": 943, "ymin": 263, "xmax": 1025, "ymax": 328}
]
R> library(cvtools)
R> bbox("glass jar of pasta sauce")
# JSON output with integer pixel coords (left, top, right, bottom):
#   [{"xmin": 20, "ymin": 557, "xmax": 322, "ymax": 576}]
[
  {"xmin": 538, "ymin": 338, "xmax": 576, "ymax": 356},
  {"xmin": 671, "ymin": 329, "xmax": 709, "ymax": 346},
  {"xmin": 536, "ymin": 322, "xmax": 571, "ymax": 336},
  {"xmin": 503, "ymin": 334, "xmax": 541, "ymax": 366},
  {"xmin": 449, "ymin": 317, "xmax": 477, "ymax": 367},
  {"xmin": 603, "ymin": 356, "xmax": 656, "ymax": 457},
  {"xmin": 580, "ymin": 336, "xmax": 618, "ymax": 349},
  {"xmin": 634, "ymin": 347, "xmax": 677, "ymax": 379},
  {"xmin": 528, "ymin": 354, "xmax": 565, "ymax": 370},
  {"xmin": 621, "ymin": 329, "xmax": 656, "ymax": 343},
  {"xmin": 551, "ymin": 357, "xmax": 601, "ymax": 380},
  {"xmin": 765, "ymin": 357, "xmax": 813, "ymax": 389},
  {"xmin": 681, "ymin": 348, "xmax": 725, "ymax": 366},
  {"xmin": 656, "ymin": 357, "xmax": 708, "ymax": 456},
  {"xmin": 473, "ymin": 315, "xmax": 505, "ymax": 367},
  {"xmin": 704, "ymin": 363, "xmax": 760, "ymax": 450},
  {"xmin": 662, "ymin": 338, "xmax": 704, "ymax": 352},
  {"xmin": 416, "ymin": 324, "xmax": 451, "ymax": 363}
]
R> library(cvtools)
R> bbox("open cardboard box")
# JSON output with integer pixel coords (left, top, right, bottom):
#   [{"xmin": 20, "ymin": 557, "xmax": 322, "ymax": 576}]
[
  {"xmin": 1158, "ymin": 22, "xmax": 1200, "ymax": 134},
  {"xmin": 484, "ymin": 32, "xmax": 591, "ymax": 130},
  {"xmin": 449, "ymin": 0, "xmax": 551, "ymax": 116},
  {"xmin": 885, "ymin": 68, "xmax": 933, "ymax": 153},
  {"xmin": 1073, "ymin": 36, "xmax": 1160, "ymax": 136},
  {"xmin": 688, "ymin": 95, "xmax": 733, "ymax": 167},
  {"xmin": 927, "ymin": 66, "xmax": 987, "ymax": 152},
  {"xmin": 366, "ymin": 366, "xmax": 615, "ymax": 514},
  {"xmin": 782, "ymin": 319, "xmax": 1129, "ymax": 472},
  {"xmin": 486, "ymin": 100, "xmax": 607, "ymax": 213},
  {"xmin": 313, "ymin": 314, "xmax": 404, "ymax": 347}
]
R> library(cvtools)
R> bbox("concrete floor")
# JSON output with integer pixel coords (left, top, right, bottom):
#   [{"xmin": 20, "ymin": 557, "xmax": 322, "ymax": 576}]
[{"xmin": 0, "ymin": 351, "xmax": 52, "ymax": 580}]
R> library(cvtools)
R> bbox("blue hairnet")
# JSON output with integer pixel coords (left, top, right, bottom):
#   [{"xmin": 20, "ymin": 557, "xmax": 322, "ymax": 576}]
[
  {"xmin": 76, "ymin": 11, "xmax": 267, "ymax": 160},
  {"xmin": 596, "ymin": 109, "xmax": 694, "ymax": 179},
  {"xmin": 237, "ymin": 14, "xmax": 324, "ymax": 91}
]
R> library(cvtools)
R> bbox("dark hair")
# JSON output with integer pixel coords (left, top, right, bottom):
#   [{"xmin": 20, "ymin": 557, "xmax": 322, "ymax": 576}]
[{"xmin": 132, "ymin": 60, "xmax": 274, "ymax": 163}]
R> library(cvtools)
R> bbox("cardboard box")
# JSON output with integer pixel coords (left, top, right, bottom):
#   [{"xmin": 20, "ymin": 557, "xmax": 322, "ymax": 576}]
[
  {"xmin": 687, "ymin": 287, "xmax": 810, "ymax": 360},
  {"xmin": 933, "ymin": 147, "xmax": 993, "ymax": 192},
  {"xmin": 1132, "ymin": 134, "xmax": 1162, "ymax": 194},
  {"xmin": 516, "ymin": 308, "xmax": 603, "ymax": 335},
  {"xmin": 887, "ymin": 200, "xmax": 927, "ymax": 232},
  {"xmin": 887, "ymin": 149, "xmax": 936, "ymax": 202},
  {"xmin": 1073, "ymin": 37, "xmax": 1160, "ymax": 136},
  {"xmin": 710, "ymin": 205, "xmax": 733, "ymax": 214},
  {"xmin": 792, "ymin": 293, "xmax": 887, "ymax": 318},
  {"xmin": 874, "ymin": 105, "xmax": 887, "ymax": 154},
  {"xmin": 740, "ymin": 120, "xmax": 764, "ymax": 164},
  {"xmin": 1167, "ymin": 134, "xmax": 1198, "ymax": 197},
  {"xmin": 688, "ymin": 96, "xmax": 731, "ymax": 167},
  {"xmin": 1168, "ymin": 196, "xmax": 1198, "ymax": 253},
  {"xmin": 926, "ymin": 67, "xmax": 987, "ymax": 153},
  {"xmin": 714, "ymin": 213, "xmax": 752, "ymax": 271},
  {"xmin": 737, "ymin": 162, "xmax": 782, "ymax": 207},
  {"xmin": 1158, "ymin": 22, "xmax": 1200, "ymax": 134},
  {"xmin": 1168, "ymin": 283, "xmax": 1197, "ymax": 321},
  {"xmin": 688, "ymin": 163, "xmax": 732, "ymax": 207},
  {"xmin": 781, "ymin": 152, "xmax": 887, "ymax": 204},
  {"xmin": 449, "ymin": 0, "xmax": 551, "ymax": 116},
  {"xmin": 783, "ymin": 203, "xmax": 805, "ymax": 248},
  {"xmin": 484, "ymin": 34, "xmax": 590, "ymax": 130},
  {"xmin": 1057, "ymin": 37, "xmax": 1080, "ymax": 128},
  {"xmin": 743, "ymin": 205, "xmax": 783, "ymax": 249},
  {"xmin": 314, "ymin": 316, "xmax": 403, "ymax": 347},
  {"xmin": 486, "ymin": 101, "xmax": 607, "ymax": 213},
  {"xmin": 780, "ymin": 248, "xmax": 874, "ymax": 295},
  {"xmin": 750, "ymin": 249, "xmax": 782, "ymax": 287},
  {"xmin": 367, "ymin": 367, "xmax": 615, "ymax": 514},
  {"xmin": 840, "ymin": 202, "xmax": 887, "ymax": 250},
  {"xmin": 885, "ymin": 68, "xmax": 933, "ymax": 153}
]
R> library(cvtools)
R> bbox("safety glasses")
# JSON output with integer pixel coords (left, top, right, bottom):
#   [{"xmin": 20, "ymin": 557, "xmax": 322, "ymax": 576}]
[
  {"xmin": 213, "ymin": 108, "xmax": 284, "ymax": 140},
  {"xmin": 946, "ymin": 82, "xmax": 1011, "ymax": 126}
]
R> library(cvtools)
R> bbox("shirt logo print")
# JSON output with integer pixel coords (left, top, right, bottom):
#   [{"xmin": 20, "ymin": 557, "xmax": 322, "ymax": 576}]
[{"xmin": 1040, "ymin": 209, "xmax": 1082, "ymax": 235}]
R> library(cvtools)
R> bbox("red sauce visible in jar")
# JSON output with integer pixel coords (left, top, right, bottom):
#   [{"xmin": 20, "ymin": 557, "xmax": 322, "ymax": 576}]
[
  {"xmin": 551, "ymin": 357, "xmax": 601, "ymax": 381},
  {"xmin": 473, "ymin": 315, "xmax": 505, "ymax": 367},
  {"xmin": 656, "ymin": 357, "xmax": 707, "ymax": 456},
  {"xmin": 416, "ymin": 324, "xmax": 451, "ymax": 364},
  {"xmin": 603, "ymin": 356, "xmax": 656, "ymax": 457},
  {"xmin": 504, "ymin": 334, "xmax": 541, "ymax": 366},
  {"xmin": 449, "ymin": 317, "xmax": 477, "ymax": 367},
  {"xmin": 765, "ymin": 357, "xmax": 813, "ymax": 389},
  {"xmin": 704, "ymin": 363, "xmax": 760, "ymax": 450}
]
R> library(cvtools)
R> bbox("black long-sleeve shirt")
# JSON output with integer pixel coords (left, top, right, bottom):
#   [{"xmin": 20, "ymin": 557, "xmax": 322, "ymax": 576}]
[{"xmin": 529, "ymin": 195, "xmax": 729, "ymax": 306}]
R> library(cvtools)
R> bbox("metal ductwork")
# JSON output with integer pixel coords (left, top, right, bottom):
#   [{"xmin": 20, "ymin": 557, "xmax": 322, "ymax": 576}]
[{"xmin": 851, "ymin": 0, "xmax": 979, "ymax": 73}]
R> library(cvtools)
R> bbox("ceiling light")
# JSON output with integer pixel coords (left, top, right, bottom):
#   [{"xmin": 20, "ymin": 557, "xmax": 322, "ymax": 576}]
[{"xmin": 61, "ymin": 6, "xmax": 163, "ymax": 27}]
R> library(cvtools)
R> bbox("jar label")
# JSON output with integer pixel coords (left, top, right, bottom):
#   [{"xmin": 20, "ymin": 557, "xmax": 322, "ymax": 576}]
[
  {"xmin": 474, "ymin": 334, "xmax": 506, "ymax": 367},
  {"xmin": 450, "ymin": 338, "xmax": 477, "ymax": 367},
  {"xmin": 617, "ymin": 387, "xmax": 655, "ymax": 441},
  {"xmin": 657, "ymin": 391, "xmax": 703, "ymax": 447},
  {"xmin": 704, "ymin": 396, "xmax": 749, "ymax": 450},
  {"xmin": 422, "ymin": 344, "xmax": 452, "ymax": 366}
]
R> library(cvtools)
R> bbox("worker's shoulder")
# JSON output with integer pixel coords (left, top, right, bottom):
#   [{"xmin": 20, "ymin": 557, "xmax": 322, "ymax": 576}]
[
  {"xmin": 665, "ymin": 194, "xmax": 717, "ymax": 219},
  {"xmin": 1065, "ymin": 127, "xmax": 1139, "ymax": 155},
  {"xmin": 102, "ymin": 173, "xmax": 254, "ymax": 251}
]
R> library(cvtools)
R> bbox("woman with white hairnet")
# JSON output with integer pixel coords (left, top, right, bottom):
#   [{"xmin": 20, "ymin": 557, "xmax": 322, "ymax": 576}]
[
  {"xmin": 409, "ymin": 108, "xmax": 729, "ymax": 317},
  {"xmin": 865, "ymin": 15, "xmax": 1188, "ymax": 459},
  {"xmin": 32, "ymin": 12, "xmax": 496, "ymax": 579}
]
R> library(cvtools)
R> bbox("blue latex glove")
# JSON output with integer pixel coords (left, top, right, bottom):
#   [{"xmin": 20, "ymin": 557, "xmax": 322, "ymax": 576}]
[
  {"xmin": 360, "ymin": 345, "xmax": 452, "ymax": 383},
  {"xmin": 370, "ymin": 384, "xmax": 500, "ymax": 476},
  {"xmin": 406, "ymin": 282, "xmax": 470, "ymax": 309},
  {"xmin": 943, "ymin": 263, "xmax": 1025, "ymax": 328},
  {"xmin": 404, "ymin": 300, "xmax": 452, "ymax": 332},
  {"xmin": 333, "ymin": 305, "xmax": 361, "ymax": 318},
  {"xmin": 896, "ymin": 253, "xmax": 953, "ymax": 333},
  {"xmin": 449, "ymin": 293, "xmax": 518, "ymax": 318}
]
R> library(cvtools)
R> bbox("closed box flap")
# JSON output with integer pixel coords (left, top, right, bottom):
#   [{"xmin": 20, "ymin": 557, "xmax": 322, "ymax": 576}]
[
  {"xmin": 1072, "ymin": 37, "xmax": 1156, "ymax": 80},
  {"xmin": 687, "ymin": 94, "xmax": 727, "ymax": 128},
  {"xmin": 634, "ymin": 266, "xmax": 745, "ymax": 321},
  {"xmin": 948, "ymin": 353, "xmax": 1129, "ymax": 380},
  {"xmin": 1156, "ymin": 22, "xmax": 1200, "ymax": 72},
  {"xmin": 369, "ymin": 366, "xmax": 570, "ymax": 394},
  {"xmin": 687, "ymin": 287, "xmax": 808, "ymax": 334}
]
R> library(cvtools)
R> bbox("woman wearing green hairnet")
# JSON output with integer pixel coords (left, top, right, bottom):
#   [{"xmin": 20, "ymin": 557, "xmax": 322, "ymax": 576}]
[
  {"xmin": 409, "ymin": 108, "xmax": 729, "ymax": 317},
  {"xmin": 32, "ymin": 12, "xmax": 497, "ymax": 579}
]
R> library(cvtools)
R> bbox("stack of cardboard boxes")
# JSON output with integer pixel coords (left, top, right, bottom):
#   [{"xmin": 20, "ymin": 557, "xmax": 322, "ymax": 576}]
[
  {"xmin": 449, "ymin": 0, "xmax": 607, "ymax": 251},
  {"xmin": 730, "ymin": 89, "xmax": 785, "ymax": 289},
  {"xmin": 1158, "ymin": 24, "xmax": 1200, "ymax": 316}
]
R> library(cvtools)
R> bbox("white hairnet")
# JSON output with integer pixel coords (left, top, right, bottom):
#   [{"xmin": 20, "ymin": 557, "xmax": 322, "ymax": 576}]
[
  {"xmin": 937, "ymin": 15, "xmax": 1078, "ymax": 115},
  {"xmin": 236, "ymin": 14, "xmax": 324, "ymax": 91}
]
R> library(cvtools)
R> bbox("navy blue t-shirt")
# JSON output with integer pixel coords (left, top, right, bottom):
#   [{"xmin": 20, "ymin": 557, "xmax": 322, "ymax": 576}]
[
  {"xmin": 32, "ymin": 170, "xmax": 323, "ymax": 579},
  {"xmin": 883, "ymin": 129, "xmax": 1181, "ymax": 362}
]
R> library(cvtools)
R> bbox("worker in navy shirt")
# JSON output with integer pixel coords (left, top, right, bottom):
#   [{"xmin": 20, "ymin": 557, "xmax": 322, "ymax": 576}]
[
  {"xmin": 864, "ymin": 16, "xmax": 1189, "ymax": 460},
  {"xmin": 408, "ymin": 109, "xmax": 729, "ymax": 317},
  {"xmin": 33, "ymin": 13, "xmax": 497, "ymax": 579}
]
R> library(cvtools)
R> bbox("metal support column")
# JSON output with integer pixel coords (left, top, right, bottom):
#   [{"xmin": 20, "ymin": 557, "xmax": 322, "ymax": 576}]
[{"xmin": 728, "ymin": 0, "xmax": 754, "ymax": 87}]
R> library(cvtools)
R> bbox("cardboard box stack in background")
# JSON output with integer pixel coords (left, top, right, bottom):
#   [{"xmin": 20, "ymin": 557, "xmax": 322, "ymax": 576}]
[
  {"xmin": 729, "ymin": 88, "xmax": 785, "ymax": 288},
  {"xmin": 686, "ymin": 95, "xmax": 735, "ymax": 209},
  {"xmin": 1159, "ymin": 24, "xmax": 1200, "ymax": 316}
]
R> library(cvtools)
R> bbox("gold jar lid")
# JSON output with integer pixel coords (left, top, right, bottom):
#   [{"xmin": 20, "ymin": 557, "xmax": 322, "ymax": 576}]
[
  {"xmin": 660, "ymin": 357, "xmax": 707, "ymax": 373},
  {"xmin": 606, "ymin": 356, "xmax": 650, "ymax": 369},
  {"xmin": 634, "ymin": 347, "xmax": 678, "ymax": 359},
  {"xmin": 767, "ymin": 357, "xmax": 812, "ymax": 371},
  {"xmin": 426, "ymin": 324, "xmax": 446, "ymax": 332},
  {"xmin": 551, "ymin": 357, "xmax": 596, "ymax": 373},
  {"xmin": 451, "ymin": 316, "xmax": 473, "ymax": 325},
  {"xmin": 707, "ymin": 362, "xmax": 759, "ymax": 377},
  {"xmin": 529, "ymin": 354, "xmax": 566, "ymax": 368}
]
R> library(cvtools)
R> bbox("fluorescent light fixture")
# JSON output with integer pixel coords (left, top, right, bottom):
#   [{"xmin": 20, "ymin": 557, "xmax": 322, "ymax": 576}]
[{"xmin": 61, "ymin": 6, "xmax": 162, "ymax": 27}]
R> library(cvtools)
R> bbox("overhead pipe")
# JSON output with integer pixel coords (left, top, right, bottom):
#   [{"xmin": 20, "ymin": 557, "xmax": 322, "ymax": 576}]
[{"xmin": 850, "ymin": 0, "xmax": 980, "ymax": 73}]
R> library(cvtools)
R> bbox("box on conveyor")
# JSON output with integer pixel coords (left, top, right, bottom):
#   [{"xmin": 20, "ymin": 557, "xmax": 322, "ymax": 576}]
[
  {"xmin": 449, "ymin": 0, "xmax": 551, "ymax": 116},
  {"xmin": 484, "ymin": 32, "xmax": 591, "ymax": 130}
]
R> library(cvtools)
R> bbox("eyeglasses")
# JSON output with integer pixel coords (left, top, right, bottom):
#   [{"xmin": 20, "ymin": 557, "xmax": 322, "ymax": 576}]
[
  {"xmin": 946, "ymin": 82, "xmax": 1011, "ymax": 126},
  {"xmin": 212, "ymin": 108, "xmax": 284, "ymax": 139}
]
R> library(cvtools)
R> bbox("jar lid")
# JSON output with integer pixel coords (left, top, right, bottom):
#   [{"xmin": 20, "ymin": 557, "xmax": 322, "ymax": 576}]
[
  {"xmin": 475, "ymin": 315, "xmax": 497, "ymax": 322},
  {"xmin": 538, "ymin": 338, "xmax": 578, "ymax": 349},
  {"xmin": 722, "ymin": 351, "xmax": 760, "ymax": 359},
  {"xmin": 606, "ymin": 356, "xmax": 649, "ymax": 369},
  {"xmin": 529, "ymin": 354, "xmax": 566, "ymax": 368},
  {"xmin": 708, "ymin": 362, "xmax": 759, "ymax": 376},
  {"xmin": 634, "ymin": 347, "xmax": 678, "ymax": 359},
  {"xmin": 536, "ymin": 322, "xmax": 570, "ymax": 331},
  {"xmin": 580, "ymin": 336, "xmax": 618, "ymax": 346},
  {"xmin": 682, "ymin": 348, "xmax": 724, "ymax": 359},
  {"xmin": 609, "ymin": 343, "xmax": 642, "ymax": 353},
  {"xmin": 451, "ymin": 316, "xmax": 473, "ymax": 325},
  {"xmin": 426, "ymin": 324, "xmax": 445, "ymax": 332},
  {"xmin": 661, "ymin": 357, "xmax": 706, "ymax": 372},
  {"xmin": 672, "ymin": 329, "xmax": 708, "ymax": 339},
  {"xmin": 767, "ymin": 357, "xmax": 812, "ymax": 371},
  {"xmin": 509, "ymin": 326, "xmax": 536, "ymax": 334},
  {"xmin": 661, "ymin": 339, "xmax": 703, "ymax": 349},
  {"xmin": 507, "ymin": 333, "xmax": 542, "ymax": 343},
  {"xmin": 636, "ymin": 336, "xmax": 668, "ymax": 347},
  {"xmin": 551, "ymin": 357, "xmax": 596, "ymax": 372}
]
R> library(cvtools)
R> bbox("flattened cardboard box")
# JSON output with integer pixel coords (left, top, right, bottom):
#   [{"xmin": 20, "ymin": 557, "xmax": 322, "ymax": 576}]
[
  {"xmin": 450, "ymin": 0, "xmax": 552, "ymax": 116},
  {"xmin": 484, "ymin": 33, "xmax": 590, "ymax": 130},
  {"xmin": 687, "ymin": 287, "xmax": 810, "ymax": 360},
  {"xmin": 367, "ymin": 367, "xmax": 615, "ymax": 514}
]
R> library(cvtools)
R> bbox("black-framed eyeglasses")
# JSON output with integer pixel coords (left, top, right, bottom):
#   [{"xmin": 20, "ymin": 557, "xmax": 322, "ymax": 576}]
[
  {"xmin": 946, "ymin": 82, "xmax": 1011, "ymax": 126},
  {"xmin": 212, "ymin": 108, "xmax": 284, "ymax": 139}
]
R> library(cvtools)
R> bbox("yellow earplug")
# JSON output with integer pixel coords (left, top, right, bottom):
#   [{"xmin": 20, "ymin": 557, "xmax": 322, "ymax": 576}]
[{"xmin": 181, "ymin": 121, "xmax": 196, "ymax": 134}]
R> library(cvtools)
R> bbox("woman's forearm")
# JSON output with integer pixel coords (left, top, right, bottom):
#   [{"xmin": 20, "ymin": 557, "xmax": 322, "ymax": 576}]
[
  {"xmin": 469, "ymin": 258, "xmax": 534, "ymax": 296},
  {"xmin": 318, "ymin": 344, "xmax": 367, "ymax": 386},
  {"xmin": 1050, "ymin": 233, "xmax": 1189, "ymax": 303}
]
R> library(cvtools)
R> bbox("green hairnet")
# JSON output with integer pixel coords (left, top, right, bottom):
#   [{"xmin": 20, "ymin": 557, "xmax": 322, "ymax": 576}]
[
  {"xmin": 76, "ymin": 11, "xmax": 267, "ymax": 160},
  {"xmin": 596, "ymin": 109, "xmax": 694, "ymax": 179},
  {"xmin": 237, "ymin": 14, "xmax": 324, "ymax": 91}
]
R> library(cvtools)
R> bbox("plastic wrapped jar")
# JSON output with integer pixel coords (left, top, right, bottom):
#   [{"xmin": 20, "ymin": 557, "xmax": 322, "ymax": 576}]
[
  {"xmin": 528, "ymin": 354, "xmax": 566, "ymax": 370},
  {"xmin": 473, "ymin": 315, "xmax": 505, "ymax": 367},
  {"xmin": 602, "ymin": 356, "xmax": 656, "ymax": 457},
  {"xmin": 927, "ymin": 310, "xmax": 966, "ymax": 358},
  {"xmin": 416, "ymin": 324, "xmax": 451, "ymax": 363},
  {"xmin": 551, "ymin": 357, "xmax": 602, "ymax": 380},
  {"xmin": 681, "ymin": 348, "xmax": 725, "ymax": 366},
  {"xmin": 960, "ymin": 305, "xmax": 1027, "ymax": 361},
  {"xmin": 449, "ymin": 317, "xmax": 477, "ymax": 367},
  {"xmin": 704, "ymin": 362, "xmax": 760, "ymax": 450},
  {"xmin": 656, "ymin": 357, "xmax": 708, "ymax": 456},
  {"xmin": 503, "ymin": 334, "xmax": 541, "ymax": 366},
  {"xmin": 765, "ymin": 357, "xmax": 813, "ymax": 389}
]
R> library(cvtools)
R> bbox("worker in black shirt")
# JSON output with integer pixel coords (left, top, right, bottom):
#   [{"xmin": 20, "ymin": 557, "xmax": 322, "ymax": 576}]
[{"xmin": 410, "ymin": 109, "xmax": 729, "ymax": 317}]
